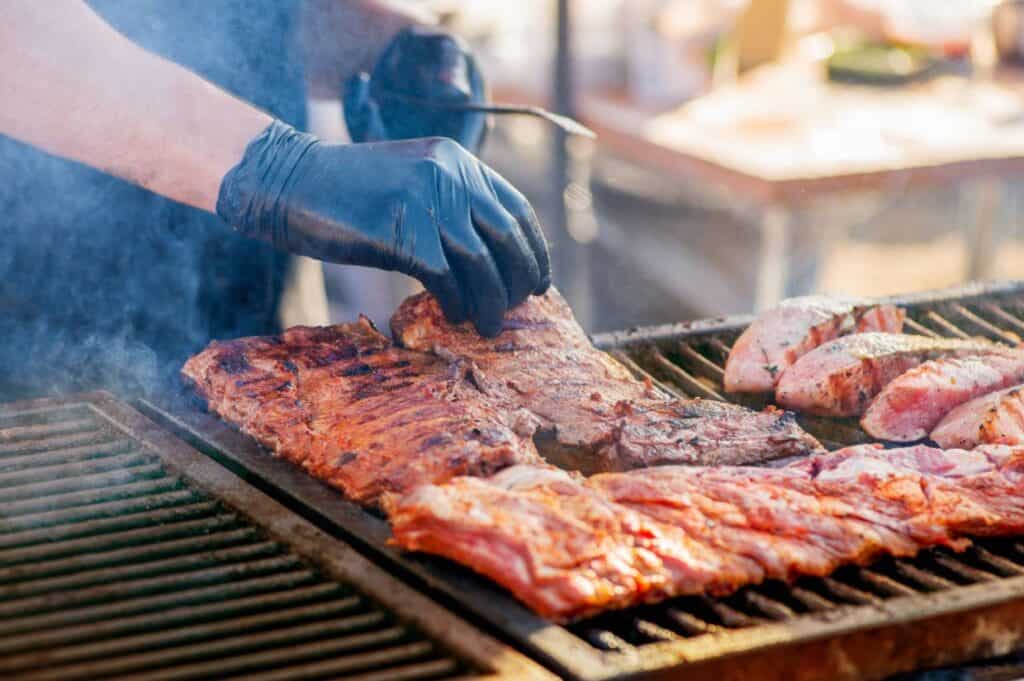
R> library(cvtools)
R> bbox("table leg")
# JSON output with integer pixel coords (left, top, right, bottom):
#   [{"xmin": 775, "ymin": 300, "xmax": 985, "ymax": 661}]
[
  {"xmin": 966, "ymin": 177, "xmax": 1002, "ymax": 281},
  {"xmin": 754, "ymin": 205, "xmax": 791, "ymax": 311}
]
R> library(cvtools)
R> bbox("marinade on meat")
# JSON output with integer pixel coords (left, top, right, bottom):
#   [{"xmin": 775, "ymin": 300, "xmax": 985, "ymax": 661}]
[
  {"xmin": 724, "ymin": 296, "xmax": 905, "ymax": 394},
  {"xmin": 776, "ymin": 332, "xmax": 1004, "ymax": 417},
  {"xmin": 182, "ymin": 317, "xmax": 541, "ymax": 506},
  {"xmin": 391, "ymin": 289, "xmax": 822, "ymax": 472},
  {"xmin": 386, "ymin": 444, "xmax": 1024, "ymax": 621},
  {"xmin": 862, "ymin": 352, "xmax": 1024, "ymax": 441}
]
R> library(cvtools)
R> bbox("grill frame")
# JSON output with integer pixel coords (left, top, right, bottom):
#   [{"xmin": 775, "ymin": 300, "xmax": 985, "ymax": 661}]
[
  {"xmin": 0, "ymin": 392, "xmax": 554, "ymax": 681},
  {"xmin": 147, "ymin": 280, "xmax": 1024, "ymax": 681}
]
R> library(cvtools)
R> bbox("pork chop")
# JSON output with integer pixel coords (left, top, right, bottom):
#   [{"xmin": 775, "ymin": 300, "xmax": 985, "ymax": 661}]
[
  {"xmin": 776, "ymin": 332, "xmax": 1002, "ymax": 417},
  {"xmin": 724, "ymin": 296, "xmax": 905, "ymax": 394}
]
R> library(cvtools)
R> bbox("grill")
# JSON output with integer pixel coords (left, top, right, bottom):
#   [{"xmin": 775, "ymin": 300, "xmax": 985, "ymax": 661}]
[
  {"xmin": 0, "ymin": 394, "xmax": 553, "ymax": 681},
  {"xmin": 128, "ymin": 280, "xmax": 1024, "ymax": 681}
]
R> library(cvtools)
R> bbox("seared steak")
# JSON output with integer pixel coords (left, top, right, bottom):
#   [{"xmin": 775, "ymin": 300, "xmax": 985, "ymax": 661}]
[
  {"xmin": 776, "ymin": 333, "xmax": 1003, "ymax": 417},
  {"xmin": 724, "ymin": 296, "xmax": 904, "ymax": 394},
  {"xmin": 931, "ymin": 384, "xmax": 1024, "ymax": 449},
  {"xmin": 182, "ymin": 318, "xmax": 541, "ymax": 506},
  {"xmin": 862, "ymin": 352, "xmax": 1024, "ymax": 441},
  {"xmin": 386, "ymin": 444, "xmax": 1024, "ymax": 621},
  {"xmin": 391, "ymin": 289, "xmax": 822, "ymax": 472}
]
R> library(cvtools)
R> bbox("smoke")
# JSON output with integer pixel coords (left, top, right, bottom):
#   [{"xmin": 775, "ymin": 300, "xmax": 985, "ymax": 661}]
[{"xmin": 0, "ymin": 0, "xmax": 305, "ymax": 399}]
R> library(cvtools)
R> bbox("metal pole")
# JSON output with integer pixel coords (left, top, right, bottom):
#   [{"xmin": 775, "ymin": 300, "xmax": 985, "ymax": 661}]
[{"xmin": 550, "ymin": 0, "xmax": 592, "ymax": 327}]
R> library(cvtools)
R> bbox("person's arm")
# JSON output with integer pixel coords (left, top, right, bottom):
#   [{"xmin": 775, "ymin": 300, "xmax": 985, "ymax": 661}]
[
  {"xmin": 302, "ymin": 0, "xmax": 436, "ymax": 99},
  {"xmin": 0, "ymin": 0, "xmax": 270, "ymax": 213}
]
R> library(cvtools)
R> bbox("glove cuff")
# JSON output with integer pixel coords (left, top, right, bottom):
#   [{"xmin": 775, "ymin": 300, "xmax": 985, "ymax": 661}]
[{"xmin": 216, "ymin": 120, "xmax": 319, "ymax": 249}]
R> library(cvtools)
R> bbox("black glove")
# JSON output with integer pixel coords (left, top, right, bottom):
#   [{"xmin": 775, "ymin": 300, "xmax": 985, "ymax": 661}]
[
  {"xmin": 344, "ymin": 26, "xmax": 488, "ymax": 153},
  {"xmin": 217, "ymin": 121, "xmax": 550, "ymax": 337}
]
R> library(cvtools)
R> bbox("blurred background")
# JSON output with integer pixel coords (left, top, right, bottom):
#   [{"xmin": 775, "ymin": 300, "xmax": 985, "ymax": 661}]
[{"xmin": 302, "ymin": 0, "xmax": 1024, "ymax": 334}]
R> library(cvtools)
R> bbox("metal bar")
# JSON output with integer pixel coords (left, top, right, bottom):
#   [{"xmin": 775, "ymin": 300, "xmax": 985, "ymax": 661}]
[
  {"xmin": 903, "ymin": 317, "xmax": 940, "ymax": 337},
  {"xmin": 0, "ymin": 493, "xmax": 211, "ymax": 542},
  {"xmin": 648, "ymin": 348, "xmax": 725, "ymax": 400},
  {"xmin": 0, "ymin": 583, "xmax": 350, "ymax": 656},
  {"xmin": 0, "ymin": 477, "xmax": 183, "ymax": 518},
  {"xmin": 981, "ymin": 302, "xmax": 1024, "ymax": 334},
  {"xmin": 1, "ymin": 597, "xmax": 375, "ymax": 673},
  {"xmin": 665, "ymin": 608, "xmax": 724, "ymax": 636},
  {"xmin": 856, "ymin": 568, "xmax": 920, "ymax": 598},
  {"xmin": 0, "ymin": 570, "xmax": 320, "ymax": 637},
  {"xmin": 16, "ymin": 628, "xmax": 421, "ymax": 681},
  {"xmin": 0, "ymin": 418, "xmax": 100, "ymax": 444},
  {"xmin": 925, "ymin": 311, "xmax": 972, "ymax": 339},
  {"xmin": 0, "ymin": 464, "xmax": 165, "ymax": 504},
  {"xmin": 0, "ymin": 451, "xmax": 152, "ymax": 488},
  {"xmin": 0, "ymin": 525, "xmax": 257, "ymax": 581},
  {"xmin": 0, "ymin": 542, "xmax": 283, "ymax": 599},
  {"xmin": 0, "ymin": 439, "xmax": 135, "ymax": 472},
  {"xmin": 677, "ymin": 343, "xmax": 727, "ymax": 382},
  {"xmin": 633, "ymin": 618, "xmax": 681, "ymax": 642},
  {"xmin": 0, "ymin": 555, "xmax": 304, "ymax": 617},
  {"xmin": 950, "ymin": 303, "xmax": 1021, "ymax": 344},
  {"xmin": 607, "ymin": 350, "xmax": 681, "ymax": 399}
]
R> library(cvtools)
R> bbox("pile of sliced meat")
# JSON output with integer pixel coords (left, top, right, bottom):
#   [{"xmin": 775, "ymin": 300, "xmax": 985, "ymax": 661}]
[
  {"xmin": 724, "ymin": 295, "xmax": 1024, "ymax": 448},
  {"xmin": 183, "ymin": 288, "xmax": 821, "ymax": 506},
  {"xmin": 386, "ymin": 444, "xmax": 1024, "ymax": 621}
]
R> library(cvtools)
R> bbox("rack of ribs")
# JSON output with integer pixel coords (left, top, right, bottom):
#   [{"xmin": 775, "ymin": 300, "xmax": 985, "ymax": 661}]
[
  {"xmin": 386, "ymin": 444, "xmax": 1024, "ymax": 621},
  {"xmin": 182, "ymin": 317, "xmax": 542, "ymax": 506},
  {"xmin": 390, "ymin": 289, "xmax": 823, "ymax": 472}
]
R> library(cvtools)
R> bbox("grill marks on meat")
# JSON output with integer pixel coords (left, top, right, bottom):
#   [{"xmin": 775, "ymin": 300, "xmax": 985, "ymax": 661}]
[
  {"xmin": 181, "ymin": 318, "xmax": 541, "ymax": 506},
  {"xmin": 724, "ymin": 296, "xmax": 905, "ymax": 394},
  {"xmin": 861, "ymin": 352, "xmax": 1024, "ymax": 441},
  {"xmin": 931, "ymin": 385, "xmax": 1024, "ymax": 449},
  {"xmin": 391, "ymin": 289, "xmax": 822, "ymax": 472},
  {"xmin": 386, "ymin": 444, "xmax": 1024, "ymax": 621},
  {"xmin": 775, "ymin": 332, "xmax": 1003, "ymax": 417}
]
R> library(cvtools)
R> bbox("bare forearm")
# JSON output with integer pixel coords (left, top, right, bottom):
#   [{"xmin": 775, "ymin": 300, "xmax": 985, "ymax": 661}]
[
  {"xmin": 302, "ymin": 0, "xmax": 436, "ymax": 98},
  {"xmin": 0, "ymin": 0, "xmax": 272, "ymax": 213}
]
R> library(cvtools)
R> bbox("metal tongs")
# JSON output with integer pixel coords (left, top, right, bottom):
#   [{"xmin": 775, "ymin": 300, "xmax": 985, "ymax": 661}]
[{"xmin": 376, "ymin": 90, "xmax": 597, "ymax": 139}]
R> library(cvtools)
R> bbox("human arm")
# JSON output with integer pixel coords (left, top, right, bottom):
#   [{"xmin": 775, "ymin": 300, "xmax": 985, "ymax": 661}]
[
  {"xmin": 0, "ymin": 1, "xmax": 549, "ymax": 334},
  {"xmin": 0, "ymin": 0, "xmax": 270, "ymax": 213}
]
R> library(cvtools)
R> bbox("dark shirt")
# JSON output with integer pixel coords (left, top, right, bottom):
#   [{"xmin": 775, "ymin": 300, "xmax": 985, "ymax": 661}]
[{"xmin": 0, "ymin": 0, "xmax": 306, "ymax": 396}]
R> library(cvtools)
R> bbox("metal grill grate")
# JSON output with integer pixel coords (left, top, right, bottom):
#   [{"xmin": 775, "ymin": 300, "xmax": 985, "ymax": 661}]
[{"xmin": 0, "ymin": 397, "xmax": 551, "ymax": 681}]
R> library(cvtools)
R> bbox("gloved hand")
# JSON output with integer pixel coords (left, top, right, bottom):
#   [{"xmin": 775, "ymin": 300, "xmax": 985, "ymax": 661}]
[
  {"xmin": 344, "ymin": 26, "xmax": 488, "ymax": 153},
  {"xmin": 217, "ymin": 121, "xmax": 550, "ymax": 337}
]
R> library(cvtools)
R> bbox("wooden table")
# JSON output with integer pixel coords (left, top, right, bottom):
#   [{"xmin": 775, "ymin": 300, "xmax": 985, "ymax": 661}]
[{"xmin": 504, "ymin": 58, "xmax": 1024, "ymax": 310}]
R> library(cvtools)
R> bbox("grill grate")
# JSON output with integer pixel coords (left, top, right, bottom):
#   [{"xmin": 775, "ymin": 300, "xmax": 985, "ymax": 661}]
[{"xmin": 0, "ymin": 397, "xmax": 550, "ymax": 681}]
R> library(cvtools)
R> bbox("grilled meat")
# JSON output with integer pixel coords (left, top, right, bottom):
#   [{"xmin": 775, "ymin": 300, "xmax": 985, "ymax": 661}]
[
  {"xmin": 391, "ymin": 289, "xmax": 822, "ymax": 472},
  {"xmin": 724, "ymin": 296, "xmax": 905, "ymax": 394},
  {"xmin": 386, "ymin": 444, "xmax": 1024, "ymax": 621},
  {"xmin": 775, "ymin": 333, "xmax": 1002, "ymax": 417},
  {"xmin": 182, "ymin": 318, "xmax": 541, "ymax": 506},
  {"xmin": 931, "ymin": 385, "xmax": 1024, "ymax": 449},
  {"xmin": 861, "ymin": 352, "xmax": 1024, "ymax": 441}
]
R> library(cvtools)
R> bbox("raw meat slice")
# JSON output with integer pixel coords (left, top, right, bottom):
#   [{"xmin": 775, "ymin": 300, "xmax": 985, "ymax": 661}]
[
  {"xmin": 862, "ymin": 352, "xmax": 1024, "ymax": 441},
  {"xmin": 724, "ymin": 296, "xmax": 905, "ymax": 394},
  {"xmin": 931, "ymin": 385, "xmax": 1024, "ymax": 449},
  {"xmin": 776, "ymin": 333, "xmax": 1002, "ymax": 417}
]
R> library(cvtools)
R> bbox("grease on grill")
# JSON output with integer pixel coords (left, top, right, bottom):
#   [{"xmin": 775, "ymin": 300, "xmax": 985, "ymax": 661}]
[{"xmin": 0, "ymin": 404, "xmax": 469, "ymax": 681}]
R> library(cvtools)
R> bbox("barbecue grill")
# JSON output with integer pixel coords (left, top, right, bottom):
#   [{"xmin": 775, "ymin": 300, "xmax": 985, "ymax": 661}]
[{"xmin": 8, "ymin": 282, "xmax": 1024, "ymax": 681}]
